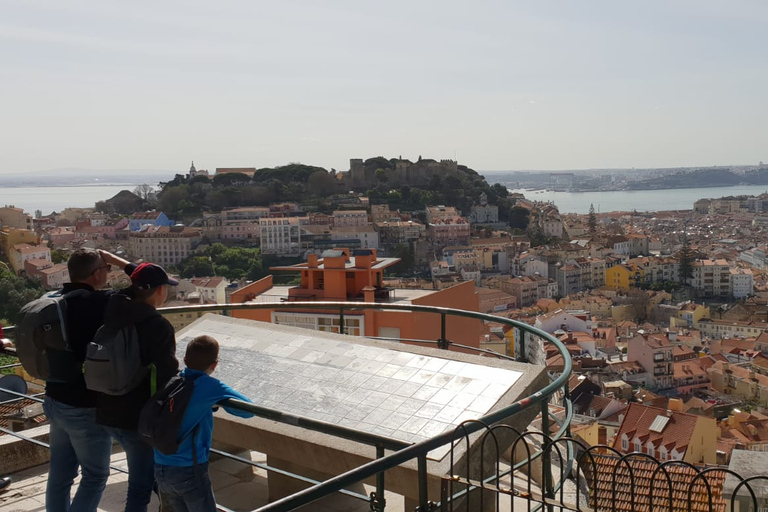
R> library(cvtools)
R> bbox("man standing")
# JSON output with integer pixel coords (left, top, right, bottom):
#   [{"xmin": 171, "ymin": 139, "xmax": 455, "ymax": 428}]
[{"xmin": 43, "ymin": 249, "xmax": 132, "ymax": 512}]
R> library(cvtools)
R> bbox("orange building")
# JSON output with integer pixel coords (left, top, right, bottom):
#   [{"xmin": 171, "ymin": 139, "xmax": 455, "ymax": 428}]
[{"xmin": 230, "ymin": 248, "xmax": 481, "ymax": 349}]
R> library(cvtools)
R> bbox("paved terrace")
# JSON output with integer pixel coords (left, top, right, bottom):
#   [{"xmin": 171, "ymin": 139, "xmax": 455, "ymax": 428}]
[{"xmin": 0, "ymin": 447, "xmax": 408, "ymax": 512}]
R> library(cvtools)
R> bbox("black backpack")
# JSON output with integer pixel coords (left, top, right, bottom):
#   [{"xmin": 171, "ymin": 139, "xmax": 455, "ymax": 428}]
[
  {"xmin": 16, "ymin": 289, "xmax": 88, "ymax": 382},
  {"xmin": 138, "ymin": 371, "xmax": 203, "ymax": 456}
]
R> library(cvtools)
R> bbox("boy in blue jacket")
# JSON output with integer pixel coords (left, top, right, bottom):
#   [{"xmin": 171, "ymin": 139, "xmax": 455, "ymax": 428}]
[{"xmin": 154, "ymin": 335, "xmax": 254, "ymax": 512}]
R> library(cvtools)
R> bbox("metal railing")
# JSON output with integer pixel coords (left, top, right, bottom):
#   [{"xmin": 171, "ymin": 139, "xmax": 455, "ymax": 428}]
[{"xmin": 1, "ymin": 301, "xmax": 573, "ymax": 511}]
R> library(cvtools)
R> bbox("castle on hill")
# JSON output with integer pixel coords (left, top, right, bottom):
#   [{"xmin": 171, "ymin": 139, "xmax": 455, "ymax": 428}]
[{"xmin": 345, "ymin": 156, "xmax": 459, "ymax": 190}]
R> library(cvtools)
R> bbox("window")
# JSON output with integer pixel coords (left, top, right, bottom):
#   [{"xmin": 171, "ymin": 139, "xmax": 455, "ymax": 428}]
[
  {"xmin": 621, "ymin": 435, "xmax": 629, "ymax": 451},
  {"xmin": 634, "ymin": 440, "xmax": 642, "ymax": 452}
]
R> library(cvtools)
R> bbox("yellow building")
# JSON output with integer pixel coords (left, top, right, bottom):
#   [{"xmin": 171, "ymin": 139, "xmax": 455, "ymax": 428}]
[
  {"xmin": 605, "ymin": 263, "xmax": 643, "ymax": 291},
  {"xmin": 669, "ymin": 302, "xmax": 710, "ymax": 330},
  {"xmin": 0, "ymin": 228, "xmax": 41, "ymax": 256}
]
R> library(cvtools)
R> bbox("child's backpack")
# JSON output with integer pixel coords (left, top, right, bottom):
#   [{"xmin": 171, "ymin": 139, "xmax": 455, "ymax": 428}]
[
  {"xmin": 138, "ymin": 371, "xmax": 202, "ymax": 456},
  {"xmin": 84, "ymin": 324, "xmax": 155, "ymax": 395},
  {"xmin": 16, "ymin": 289, "xmax": 88, "ymax": 382}
]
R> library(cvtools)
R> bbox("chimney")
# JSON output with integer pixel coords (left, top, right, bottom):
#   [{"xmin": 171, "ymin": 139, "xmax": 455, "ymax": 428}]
[
  {"xmin": 307, "ymin": 254, "xmax": 319, "ymax": 268},
  {"xmin": 668, "ymin": 398, "xmax": 683, "ymax": 413}
]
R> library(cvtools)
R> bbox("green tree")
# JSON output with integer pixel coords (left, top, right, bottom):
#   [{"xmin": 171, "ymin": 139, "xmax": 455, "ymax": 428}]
[
  {"xmin": 677, "ymin": 236, "xmax": 694, "ymax": 284},
  {"xmin": 157, "ymin": 184, "xmax": 190, "ymax": 213},
  {"xmin": 0, "ymin": 268, "xmax": 44, "ymax": 324},
  {"xmin": 176, "ymin": 256, "xmax": 215, "ymax": 278},
  {"xmin": 177, "ymin": 244, "xmax": 265, "ymax": 281},
  {"xmin": 491, "ymin": 183, "xmax": 509, "ymax": 200},
  {"xmin": 51, "ymin": 249, "xmax": 68, "ymax": 264},
  {"xmin": 588, "ymin": 203, "xmax": 597, "ymax": 235},
  {"xmin": 388, "ymin": 244, "xmax": 415, "ymax": 275},
  {"xmin": 508, "ymin": 206, "xmax": 530, "ymax": 230}
]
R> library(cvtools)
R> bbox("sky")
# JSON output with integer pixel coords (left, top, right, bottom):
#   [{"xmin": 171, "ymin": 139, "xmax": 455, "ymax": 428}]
[{"xmin": 1, "ymin": 1, "xmax": 767, "ymax": 175}]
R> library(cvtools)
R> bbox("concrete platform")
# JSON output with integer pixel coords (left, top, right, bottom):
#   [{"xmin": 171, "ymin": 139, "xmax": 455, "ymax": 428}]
[{"xmin": 177, "ymin": 314, "xmax": 548, "ymax": 508}]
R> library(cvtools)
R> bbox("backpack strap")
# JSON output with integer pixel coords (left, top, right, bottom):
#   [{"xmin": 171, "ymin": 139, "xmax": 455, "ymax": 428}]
[
  {"xmin": 191, "ymin": 424, "xmax": 200, "ymax": 467},
  {"xmin": 149, "ymin": 363, "xmax": 157, "ymax": 395}
]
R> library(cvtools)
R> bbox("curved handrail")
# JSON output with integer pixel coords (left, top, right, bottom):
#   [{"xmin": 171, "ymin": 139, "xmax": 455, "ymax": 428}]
[{"xmin": 157, "ymin": 301, "xmax": 573, "ymax": 511}]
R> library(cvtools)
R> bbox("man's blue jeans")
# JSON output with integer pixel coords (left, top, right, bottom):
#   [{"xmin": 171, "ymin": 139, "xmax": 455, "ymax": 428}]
[
  {"xmin": 155, "ymin": 463, "xmax": 217, "ymax": 512},
  {"xmin": 43, "ymin": 396, "xmax": 112, "ymax": 512},
  {"xmin": 106, "ymin": 427, "xmax": 156, "ymax": 512}
]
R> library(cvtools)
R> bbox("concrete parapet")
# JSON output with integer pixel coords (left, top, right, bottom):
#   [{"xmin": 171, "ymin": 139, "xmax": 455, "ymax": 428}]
[{"xmin": 0, "ymin": 424, "xmax": 51, "ymax": 474}]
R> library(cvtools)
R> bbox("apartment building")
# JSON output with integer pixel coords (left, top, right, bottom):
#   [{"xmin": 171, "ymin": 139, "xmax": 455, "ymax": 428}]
[
  {"xmin": 330, "ymin": 226, "xmax": 379, "ymax": 249},
  {"xmin": 556, "ymin": 264, "xmax": 587, "ymax": 297},
  {"xmin": 605, "ymin": 263, "xmax": 643, "ymax": 290},
  {"xmin": 627, "ymin": 332, "xmax": 675, "ymax": 390},
  {"xmin": 628, "ymin": 256, "xmax": 680, "ymax": 285},
  {"xmin": 426, "ymin": 205, "xmax": 460, "ymax": 223},
  {"xmin": 9, "ymin": 243, "xmax": 51, "ymax": 275},
  {"xmin": 501, "ymin": 275, "xmax": 552, "ymax": 308},
  {"xmin": 730, "ymin": 268, "xmax": 754, "ymax": 298},
  {"xmin": 128, "ymin": 225, "xmax": 201, "ymax": 266},
  {"xmin": 259, "ymin": 217, "xmax": 302, "ymax": 255},
  {"xmin": 374, "ymin": 220, "xmax": 425, "ymax": 247},
  {"xmin": 427, "ymin": 216, "xmax": 470, "ymax": 250},
  {"xmin": 691, "ymin": 259, "xmax": 730, "ymax": 297},
  {"xmin": 332, "ymin": 210, "xmax": 369, "ymax": 228}
]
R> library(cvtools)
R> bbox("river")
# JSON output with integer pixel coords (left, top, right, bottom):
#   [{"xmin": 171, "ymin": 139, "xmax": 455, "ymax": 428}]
[
  {"xmin": 2, "ymin": 182, "xmax": 768, "ymax": 217},
  {"xmin": 509, "ymin": 185, "xmax": 768, "ymax": 214},
  {"xmin": 0, "ymin": 185, "xmax": 139, "ymax": 215}
]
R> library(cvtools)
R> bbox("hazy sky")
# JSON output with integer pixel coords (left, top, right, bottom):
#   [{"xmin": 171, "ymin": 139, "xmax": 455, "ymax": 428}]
[{"xmin": 1, "ymin": 1, "xmax": 766, "ymax": 175}]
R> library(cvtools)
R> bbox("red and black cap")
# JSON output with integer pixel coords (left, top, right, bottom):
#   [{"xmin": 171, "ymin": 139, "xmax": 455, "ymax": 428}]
[{"xmin": 130, "ymin": 263, "xmax": 179, "ymax": 291}]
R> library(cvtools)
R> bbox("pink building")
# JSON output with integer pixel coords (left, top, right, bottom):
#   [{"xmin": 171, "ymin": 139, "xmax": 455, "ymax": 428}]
[
  {"xmin": 38, "ymin": 263, "xmax": 70, "ymax": 290},
  {"xmin": 48, "ymin": 227, "xmax": 76, "ymax": 246},
  {"xmin": 627, "ymin": 332, "xmax": 674, "ymax": 390},
  {"xmin": 427, "ymin": 216, "xmax": 470, "ymax": 250}
]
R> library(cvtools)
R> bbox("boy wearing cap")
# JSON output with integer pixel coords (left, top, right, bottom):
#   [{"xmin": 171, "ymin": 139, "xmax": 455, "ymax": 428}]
[{"xmin": 95, "ymin": 260, "xmax": 180, "ymax": 512}]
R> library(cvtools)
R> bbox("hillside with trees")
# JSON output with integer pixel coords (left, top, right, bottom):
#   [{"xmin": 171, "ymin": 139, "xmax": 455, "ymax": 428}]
[{"xmin": 154, "ymin": 158, "xmax": 514, "ymax": 218}]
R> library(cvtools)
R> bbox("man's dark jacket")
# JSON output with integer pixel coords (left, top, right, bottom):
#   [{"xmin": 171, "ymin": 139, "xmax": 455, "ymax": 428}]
[
  {"xmin": 45, "ymin": 284, "xmax": 117, "ymax": 407},
  {"xmin": 95, "ymin": 291, "xmax": 178, "ymax": 430}
]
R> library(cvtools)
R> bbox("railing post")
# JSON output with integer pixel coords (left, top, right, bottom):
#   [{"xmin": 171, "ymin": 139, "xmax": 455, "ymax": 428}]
[
  {"xmin": 339, "ymin": 307, "xmax": 345, "ymax": 335},
  {"xmin": 541, "ymin": 398, "xmax": 553, "ymax": 512},
  {"xmin": 437, "ymin": 312, "xmax": 448, "ymax": 350},
  {"xmin": 417, "ymin": 453, "xmax": 428, "ymax": 511},
  {"xmin": 370, "ymin": 444, "xmax": 387, "ymax": 511}
]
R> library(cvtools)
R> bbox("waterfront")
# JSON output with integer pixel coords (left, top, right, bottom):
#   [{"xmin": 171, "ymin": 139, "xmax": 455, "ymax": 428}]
[
  {"xmin": 0, "ymin": 185, "xmax": 136, "ymax": 214},
  {"xmin": 510, "ymin": 184, "xmax": 768, "ymax": 214}
]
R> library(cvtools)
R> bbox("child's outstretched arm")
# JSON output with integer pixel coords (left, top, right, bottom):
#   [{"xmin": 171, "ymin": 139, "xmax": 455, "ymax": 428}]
[{"xmin": 214, "ymin": 381, "xmax": 255, "ymax": 418}]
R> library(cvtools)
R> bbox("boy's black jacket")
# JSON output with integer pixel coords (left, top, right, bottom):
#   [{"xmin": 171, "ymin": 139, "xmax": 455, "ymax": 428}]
[{"xmin": 95, "ymin": 292, "xmax": 178, "ymax": 430}]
